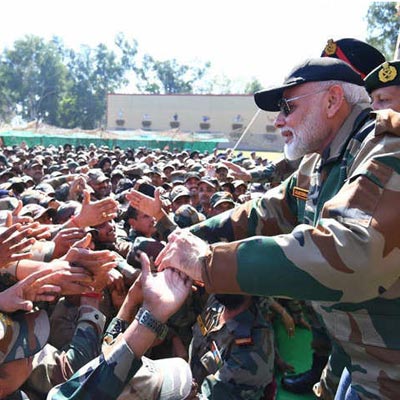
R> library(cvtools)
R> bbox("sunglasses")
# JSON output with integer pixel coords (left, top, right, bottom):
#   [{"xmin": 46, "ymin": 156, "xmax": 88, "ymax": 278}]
[{"xmin": 278, "ymin": 88, "xmax": 328, "ymax": 116}]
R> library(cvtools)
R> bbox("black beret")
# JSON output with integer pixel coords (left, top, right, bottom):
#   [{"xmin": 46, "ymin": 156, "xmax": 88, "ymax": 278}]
[
  {"xmin": 364, "ymin": 61, "xmax": 400, "ymax": 93},
  {"xmin": 321, "ymin": 38, "xmax": 385, "ymax": 78}
]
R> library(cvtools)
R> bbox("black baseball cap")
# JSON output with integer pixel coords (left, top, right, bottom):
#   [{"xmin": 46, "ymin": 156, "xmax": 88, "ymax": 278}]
[{"xmin": 254, "ymin": 58, "xmax": 365, "ymax": 112}]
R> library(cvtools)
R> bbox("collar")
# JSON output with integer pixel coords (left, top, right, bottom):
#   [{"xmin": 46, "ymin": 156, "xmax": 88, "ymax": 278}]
[{"xmin": 321, "ymin": 102, "xmax": 371, "ymax": 165}]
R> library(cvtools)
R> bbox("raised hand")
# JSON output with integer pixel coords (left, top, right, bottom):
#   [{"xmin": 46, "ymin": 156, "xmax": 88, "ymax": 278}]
[
  {"xmin": 0, "ymin": 266, "xmax": 92, "ymax": 312},
  {"xmin": 140, "ymin": 251, "xmax": 192, "ymax": 323},
  {"xmin": 52, "ymin": 227, "xmax": 87, "ymax": 258},
  {"xmin": 64, "ymin": 233, "xmax": 118, "ymax": 291},
  {"xmin": 0, "ymin": 223, "xmax": 36, "ymax": 268},
  {"xmin": 125, "ymin": 187, "xmax": 164, "ymax": 220},
  {"xmin": 71, "ymin": 190, "xmax": 118, "ymax": 228}
]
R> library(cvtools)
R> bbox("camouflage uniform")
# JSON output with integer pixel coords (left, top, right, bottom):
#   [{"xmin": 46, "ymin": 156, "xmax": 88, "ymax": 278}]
[
  {"xmin": 48, "ymin": 323, "xmax": 194, "ymax": 399},
  {"xmin": 249, "ymin": 158, "xmax": 300, "ymax": 185},
  {"xmin": 189, "ymin": 108, "xmax": 400, "ymax": 399},
  {"xmin": 22, "ymin": 305, "xmax": 106, "ymax": 399},
  {"xmin": 190, "ymin": 295, "xmax": 275, "ymax": 399}
]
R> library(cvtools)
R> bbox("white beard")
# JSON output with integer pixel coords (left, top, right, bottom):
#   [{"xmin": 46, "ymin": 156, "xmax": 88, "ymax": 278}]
[{"xmin": 283, "ymin": 107, "xmax": 326, "ymax": 160}]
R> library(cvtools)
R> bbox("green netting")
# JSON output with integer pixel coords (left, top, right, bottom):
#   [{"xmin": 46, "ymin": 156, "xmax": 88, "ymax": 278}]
[{"xmin": 0, "ymin": 131, "xmax": 223, "ymax": 153}]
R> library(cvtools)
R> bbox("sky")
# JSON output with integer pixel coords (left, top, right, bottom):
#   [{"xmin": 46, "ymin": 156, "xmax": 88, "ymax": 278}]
[{"xmin": 0, "ymin": 0, "xmax": 383, "ymax": 92}]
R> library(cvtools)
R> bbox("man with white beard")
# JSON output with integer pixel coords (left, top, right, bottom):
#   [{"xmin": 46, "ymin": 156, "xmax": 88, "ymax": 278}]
[{"xmin": 154, "ymin": 57, "xmax": 400, "ymax": 400}]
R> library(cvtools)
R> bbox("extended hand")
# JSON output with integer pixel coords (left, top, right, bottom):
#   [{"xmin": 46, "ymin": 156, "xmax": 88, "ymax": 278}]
[
  {"xmin": 140, "ymin": 251, "xmax": 192, "ymax": 323},
  {"xmin": 155, "ymin": 229, "xmax": 208, "ymax": 282},
  {"xmin": 126, "ymin": 187, "xmax": 164, "ymax": 220}
]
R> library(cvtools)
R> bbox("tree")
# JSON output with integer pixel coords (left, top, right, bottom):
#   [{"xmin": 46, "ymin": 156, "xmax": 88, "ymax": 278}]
[
  {"xmin": 366, "ymin": 2, "xmax": 400, "ymax": 60},
  {"xmin": 58, "ymin": 34, "xmax": 139, "ymax": 129},
  {"xmin": 0, "ymin": 35, "xmax": 67, "ymax": 124},
  {"xmin": 244, "ymin": 78, "xmax": 264, "ymax": 94},
  {"xmin": 137, "ymin": 55, "xmax": 211, "ymax": 94}
]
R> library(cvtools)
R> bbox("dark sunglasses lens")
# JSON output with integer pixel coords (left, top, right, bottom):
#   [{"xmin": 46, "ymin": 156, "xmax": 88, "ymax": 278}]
[{"xmin": 278, "ymin": 99, "xmax": 290, "ymax": 116}]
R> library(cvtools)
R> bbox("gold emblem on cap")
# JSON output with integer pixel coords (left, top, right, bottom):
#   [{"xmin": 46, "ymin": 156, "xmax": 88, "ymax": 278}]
[
  {"xmin": 324, "ymin": 39, "xmax": 337, "ymax": 56},
  {"xmin": 378, "ymin": 62, "xmax": 397, "ymax": 83}
]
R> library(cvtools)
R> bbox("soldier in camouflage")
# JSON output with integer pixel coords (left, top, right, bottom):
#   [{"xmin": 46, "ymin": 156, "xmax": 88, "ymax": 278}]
[
  {"xmin": 190, "ymin": 293, "xmax": 275, "ymax": 399},
  {"xmin": 155, "ymin": 57, "xmax": 400, "ymax": 399}
]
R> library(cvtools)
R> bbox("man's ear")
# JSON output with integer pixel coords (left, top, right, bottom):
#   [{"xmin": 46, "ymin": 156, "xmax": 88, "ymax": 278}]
[{"xmin": 326, "ymin": 85, "xmax": 345, "ymax": 118}]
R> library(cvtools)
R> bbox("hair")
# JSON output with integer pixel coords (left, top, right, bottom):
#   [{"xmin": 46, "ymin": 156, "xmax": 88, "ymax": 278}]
[{"xmin": 317, "ymin": 80, "xmax": 370, "ymax": 106}]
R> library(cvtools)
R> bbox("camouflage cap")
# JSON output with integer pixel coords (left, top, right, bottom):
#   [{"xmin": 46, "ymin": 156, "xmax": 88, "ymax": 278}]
[
  {"xmin": 21, "ymin": 189, "xmax": 54, "ymax": 208},
  {"xmin": 127, "ymin": 237, "xmax": 165, "ymax": 268},
  {"xmin": 364, "ymin": 61, "xmax": 400, "ymax": 93},
  {"xmin": 119, "ymin": 356, "xmax": 193, "ymax": 400},
  {"xmin": 87, "ymin": 169, "xmax": 110, "ymax": 184},
  {"xmin": 54, "ymin": 201, "xmax": 81, "ymax": 224},
  {"xmin": 169, "ymin": 185, "xmax": 190, "ymax": 203},
  {"xmin": 173, "ymin": 204, "xmax": 206, "ymax": 228},
  {"xmin": 24, "ymin": 157, "xmax": 43, "ymax": 169},
  {"xmin": 183, "ymin": 171, "xmax": 201, "ymax": 183},
  {"xmin": 0, "ymin": 309, "xmax": 49, "ymax": 364},
  {"xmin": 210, "ymin": 191, "xmax": 236, "ymax": 209},
  {"xmin": 20, "ymin": 203, "xmax": 56, "ymax": 221},
  {"xmin": 233, "ymin": 179, "xmax": 247, "ymax": 189}
]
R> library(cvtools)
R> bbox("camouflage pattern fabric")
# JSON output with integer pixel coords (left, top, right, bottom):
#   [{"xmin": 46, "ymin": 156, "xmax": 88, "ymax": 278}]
[
  {"xmin": 189, "ymin": 295, "xmax": 274, "ymax": 399},
  {"xmin": 47, "ymin": 338, "xmax": 142, "ymax": 400},
  {"xmin": 0, "ymin": 309, "xmax": 49, "ymax": 364},
  {"xmin": 22, "ymin": 305, "xmax": 106, "ymax": 397},
  {"xmin": 189, "ymin": 108, "xmax": 400, "ymax": 399}
]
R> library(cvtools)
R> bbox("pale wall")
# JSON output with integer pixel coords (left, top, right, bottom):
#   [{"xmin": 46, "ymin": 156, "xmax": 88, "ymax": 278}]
[{"xmin": 107, "ymin": 93, "xmax": 278, "ymax": 135}]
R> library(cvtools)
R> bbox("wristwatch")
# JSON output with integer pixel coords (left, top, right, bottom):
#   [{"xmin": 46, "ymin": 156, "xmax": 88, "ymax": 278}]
[{"xmin": 135, "ymin": 307, "xmax": 168, "ymax": 340}]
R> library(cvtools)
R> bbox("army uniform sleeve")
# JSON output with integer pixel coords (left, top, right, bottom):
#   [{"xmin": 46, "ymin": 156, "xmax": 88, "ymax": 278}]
[
  {"xmin": 200, "ymin": 123, "xmax": 400, "ymax": 303},
  {"xmin": 190, "ymin": 176, "xmax": 299, "ymax": 245},
  {"xmin": 26, "ymin": 305, "xmax": 106, "ymax": 394},
  {"xmin": 47, "ymin": 338, "xmax": 142, "ymax": 400}
]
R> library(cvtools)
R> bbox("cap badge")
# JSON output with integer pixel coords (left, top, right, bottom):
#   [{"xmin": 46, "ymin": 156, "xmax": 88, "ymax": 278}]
[
  {"xmin": 324, "ymin": 39, "xmax": 337, "ymax": 56},
  {"xmin": 378, "ymin": 62, "xmax": 397, "ymax": 83}
]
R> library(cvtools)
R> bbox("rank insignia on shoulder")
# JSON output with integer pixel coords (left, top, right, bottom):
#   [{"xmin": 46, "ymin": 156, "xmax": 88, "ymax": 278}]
[
  {"xmin": 197, "ymin": 315, "xmax": 208, "ymax": 336},
  {"xmin": 235, "ymin": 337, "xmax": 253, "ymax": 346},
  {"xmin": 292, "ymin": 186, "xmax": 308, "ymax": 200}
]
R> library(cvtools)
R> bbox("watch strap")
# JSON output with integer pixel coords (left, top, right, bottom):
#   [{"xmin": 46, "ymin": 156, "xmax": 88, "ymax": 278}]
[{"xmin": 135, "ymin": 307, "xmax": 168, "ymax": 340}]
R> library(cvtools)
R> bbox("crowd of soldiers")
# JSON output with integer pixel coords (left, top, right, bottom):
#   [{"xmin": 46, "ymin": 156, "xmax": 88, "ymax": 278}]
[
  {"xmin": 0, "ymin": 139, "xmax": 299, "ymax": 399},
  {"xmin": 2, "ymin": 37, "xmax": 400, "ymax": 400}
]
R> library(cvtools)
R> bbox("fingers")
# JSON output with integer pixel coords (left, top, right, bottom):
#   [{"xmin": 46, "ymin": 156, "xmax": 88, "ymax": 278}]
[
  {"xmin": 72, "ymin": 233, "xmax": 92, "ymax": 249},
  {"xmin": 5, "ymin": 212, "xmax": 12, "ymax": 227},
  {"xmin": 12, "ymin": 200, "xmax": 23, "ymax": 216},
  {"xmin": 139, "ymin": 251, "xmax": 151, "ymax": 279},
  {"xmin": 82, "ymin": 190, "xmax": 90, "ymax": 205}
]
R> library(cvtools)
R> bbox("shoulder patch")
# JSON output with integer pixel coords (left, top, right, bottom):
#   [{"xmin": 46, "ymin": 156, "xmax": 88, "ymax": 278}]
[
  {"xmin": 292, "ymin": 186, "xmax": 308, "ymax": 200},
  {"xmin": 235, "ymin": 337, "xmax": 253, "ymax": 346}
]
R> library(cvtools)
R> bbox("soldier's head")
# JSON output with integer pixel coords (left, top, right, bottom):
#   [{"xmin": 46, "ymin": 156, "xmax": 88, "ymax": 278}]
[
  {"xmin": 0, "ymin": 310, "xmax": 49, "ymax": 397},
  {"xmin": 254, "ymin": 58, "xmax": 370, "ymax": 160},
  {"xmin": 364, "ymin": 61, "xmax": 400, "ymax": 112},
  {"xmin": 126, "ymin": 206, "xmax": 156, "ymax": 238}
]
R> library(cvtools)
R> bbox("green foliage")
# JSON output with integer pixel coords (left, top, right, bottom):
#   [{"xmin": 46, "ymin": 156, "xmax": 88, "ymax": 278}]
[
  {"xmin": 244, "ymin": 78, "xmax": 264, "ymax": 94},
  {"xmin": 137, "ymin": 55, "xmax": 211, "ymax": 94},
  {"xmin": 0, "ymin": 35, "xmax": 67, "ymax": 123},
  {"xmin": 366, "ymin": 2, "xmax": 400, "ymax": 60},
  {"xmin": 0, "ymin": 33, "xmax": 212, "ymax": 128}
]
